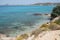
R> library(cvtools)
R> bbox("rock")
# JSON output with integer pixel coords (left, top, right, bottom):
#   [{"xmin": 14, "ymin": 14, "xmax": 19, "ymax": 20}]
[{"xmin": 33, "ymin": 13, "xmax": 42, "ymax": 16}]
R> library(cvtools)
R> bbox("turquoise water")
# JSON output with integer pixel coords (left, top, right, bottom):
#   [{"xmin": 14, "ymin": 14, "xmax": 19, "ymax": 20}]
[
  {"xmin": 0, "ymin": 6, "xmax": 54, "ymax": 36},
  {"xmin": 0, "ymin": 6, "xmax": 54, "ymax": 13}
]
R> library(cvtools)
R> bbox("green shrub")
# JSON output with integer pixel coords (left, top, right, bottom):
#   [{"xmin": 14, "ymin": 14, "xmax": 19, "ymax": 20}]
[
  {"xmin": 51, "ymin": 6, "xmax": 60, "ymax": 20},
  {"xmin": 16, "ymin": 34, "xmax": 28, "ymax": 40},
  {"xmin": 54, "ymin": 19, "xmax": 60, "ymax": 25}
]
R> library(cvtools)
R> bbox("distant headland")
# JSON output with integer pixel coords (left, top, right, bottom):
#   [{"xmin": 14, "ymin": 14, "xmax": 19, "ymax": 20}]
[
  {"xmin": 0, "ymin": 3, "xmax": 60, "ymax": 6},
  {"xmin": 31, "ymin": 3, "xmax": 60, "ymax": 6}
]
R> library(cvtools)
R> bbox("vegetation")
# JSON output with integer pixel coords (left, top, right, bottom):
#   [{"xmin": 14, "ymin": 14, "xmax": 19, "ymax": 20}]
[
  {"xmin": 16, "ymin": 34, "xmax": 28, "ymax": 40},
  {"xmin": 48, "ymin": 22, "xmax": 58, "ymax": 30},
  {"xmin": 54, "ymin": 19, "xmax": 60, "ymax": 25},
  {"xmin": 31, "ymin": 23, "xmax": 50, "ymax": 38},
  {"xmin": 40, "ymin": 22, "xmax": 60, "ymax": 31},
  {"xmin": 30, "ymin": 20, "xmax": 60, "ymax": 38},
  {"xmin": 51, "ymin": 6, "xmax": 60, "ymax": 20}
]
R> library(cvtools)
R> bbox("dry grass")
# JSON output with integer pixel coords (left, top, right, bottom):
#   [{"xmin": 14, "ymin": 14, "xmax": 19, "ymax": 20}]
[{"xmin": 16, "ymin": 34, "xmax": 28, "ymax": 40}]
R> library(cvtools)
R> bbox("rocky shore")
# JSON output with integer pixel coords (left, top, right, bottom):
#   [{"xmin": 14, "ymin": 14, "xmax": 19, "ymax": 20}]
[
  {"xmin": 16, "ymin": 16, "xmax": 60, "ymax": 40},
  {"xmin": 33, "ymin": 13, "xmax": 51, "ymax": 16},
  {"xmin": 0, "ymin": 16, "xmax": 60, "ymax": 40}
]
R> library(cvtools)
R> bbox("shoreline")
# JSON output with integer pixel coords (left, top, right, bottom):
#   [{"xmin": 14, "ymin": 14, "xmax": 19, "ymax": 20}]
[
  {"xmin": 0, "ymin": 16, "xmax": 60, "ymax": 40},
  {"xmin": 0, "ymin": 15, "xmax": 50, "ymax": 36},
  {"xmin": 16, "ymin": 16, "xmax": 60, "ymax": 40},
  {"xmin": 2, "ymin": 14, "xmax": 50, "ymax": 37},
  {"xmin": 0, "ymin": 14, "xmax": 51, "ymax": 40}
]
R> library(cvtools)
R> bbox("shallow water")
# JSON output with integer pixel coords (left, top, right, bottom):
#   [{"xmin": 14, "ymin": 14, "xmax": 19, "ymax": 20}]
[{"xmin": 0, "ymin": 5, "xmax": 54, "ymax": 36}]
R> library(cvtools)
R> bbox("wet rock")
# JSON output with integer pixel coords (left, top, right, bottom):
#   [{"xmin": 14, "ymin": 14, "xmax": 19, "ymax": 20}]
[{"xmin": 33, "ymin": 13, "xmax": 42, "ymax": 16}]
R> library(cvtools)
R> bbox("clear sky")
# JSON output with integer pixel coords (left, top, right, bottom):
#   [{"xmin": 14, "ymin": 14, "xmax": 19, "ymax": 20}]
[{"xmin": 0, "ymin": 0, "xmax": 60, "ymax": 5}]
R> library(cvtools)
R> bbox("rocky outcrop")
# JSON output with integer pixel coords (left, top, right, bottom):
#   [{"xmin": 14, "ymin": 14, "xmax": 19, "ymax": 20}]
[
  {"xmin": 34, "ymin": 30, "xmax": 60, "ymax": 40},
  {"xmin": 51, "ymin": 16, "xmax": 60, "ymax": 22},
  {"xmin": 16, "ymin": 16, "xmax": 60, "ymax": 40}
]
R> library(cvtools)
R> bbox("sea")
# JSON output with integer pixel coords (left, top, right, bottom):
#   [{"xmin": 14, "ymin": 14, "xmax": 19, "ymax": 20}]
[{"xmin": 0, "ymin": 5, "xmax": 55, "ymax": 37}]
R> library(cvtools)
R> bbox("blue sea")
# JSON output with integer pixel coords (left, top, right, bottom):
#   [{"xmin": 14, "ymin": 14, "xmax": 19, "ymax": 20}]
[{"xmin": 0, "ymin": 5, "xmax": 54, "ymax": 37}]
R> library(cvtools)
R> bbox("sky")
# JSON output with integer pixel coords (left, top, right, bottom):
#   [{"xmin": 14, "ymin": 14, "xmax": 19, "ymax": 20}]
[{"xmin": 0, "ymin": 0, "xmax": 60, "ymax": 5}]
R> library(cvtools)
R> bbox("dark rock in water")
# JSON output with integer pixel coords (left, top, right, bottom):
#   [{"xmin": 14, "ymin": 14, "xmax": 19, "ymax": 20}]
[
  {"xmin": 13, "ymin": 26, "xmax": 19, "ymax": 29},
  {"xmin": 33, "ymin": 13, "xmax": 42, "ymax": 16},
  {"xmin": 44, "ymin": 14, "xmax": 48, "ymax": 15}
]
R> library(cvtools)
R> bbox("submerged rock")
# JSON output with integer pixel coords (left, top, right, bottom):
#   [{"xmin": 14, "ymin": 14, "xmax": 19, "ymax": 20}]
[{"xmin": 33, "ymin": 13, "xmax": 42, "ymax": 16}]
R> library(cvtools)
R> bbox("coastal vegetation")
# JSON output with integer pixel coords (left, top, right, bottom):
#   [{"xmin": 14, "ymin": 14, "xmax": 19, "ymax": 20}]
[
  {"xmin": 16, "ymin": 34, "xmax": 28, "ymax": 40},
  {"xmin": 54, "ymin": 19, "xmax": 60, "ymax": 25},
  {"xmin": 51, "ymin": 6, "xmax": 60, "ymax": 20}
]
